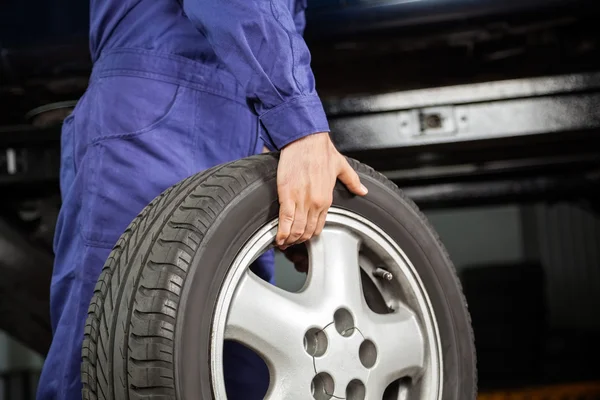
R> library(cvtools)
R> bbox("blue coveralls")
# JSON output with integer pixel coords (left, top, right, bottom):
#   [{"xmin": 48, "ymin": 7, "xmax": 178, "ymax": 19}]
[{"xmin": 36, "ymin": 0, "xmax": 330, "ymax": 399}]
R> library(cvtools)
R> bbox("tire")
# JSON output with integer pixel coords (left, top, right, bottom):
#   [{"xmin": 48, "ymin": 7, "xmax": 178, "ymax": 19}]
[{"xmin": 81, "ymin": 153, "xmax": 477, "ymax": 400}]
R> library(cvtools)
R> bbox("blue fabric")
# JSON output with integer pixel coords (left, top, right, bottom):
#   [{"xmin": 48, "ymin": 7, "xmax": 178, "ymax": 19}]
[
  {"xmin": 37, "ymin": 53, "xmax": 275, "ymax": 400},
  {"xmin": 36, "ymin": 0, "xmax": 326, "ymax": 393},
  {"xmin": 89, "ymin": 0, "xmax": 327, "ymax": 150}
]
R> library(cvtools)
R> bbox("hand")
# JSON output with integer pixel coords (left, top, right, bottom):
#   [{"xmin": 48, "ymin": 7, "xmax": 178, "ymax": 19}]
[{"xmin": 275, "ymin": 132, "xmax": 368, "ymax": 249}]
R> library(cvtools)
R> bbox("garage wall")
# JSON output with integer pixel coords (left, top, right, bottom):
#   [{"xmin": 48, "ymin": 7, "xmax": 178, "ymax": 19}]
[
  {"xmin": 0, "ymin": 333, "xmax": 7, "ymax": 372},
  {"xmin": 424, "ymin": 202, "xmax": 600, "ymax": 331},
  {"xmin": 0, "ymin": 331, "xmax": 44, "ymax": 372},
  {"xmin": 525, "ymin": 203, "xmax": 600, "ymax": 330},
  {"xmin": 425, "ymin": 205, "xmax": 525, "ymax": 270}
]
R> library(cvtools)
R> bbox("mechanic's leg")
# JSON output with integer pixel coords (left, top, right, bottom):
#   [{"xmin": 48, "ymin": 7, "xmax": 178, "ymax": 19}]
[{"xmin": 37, "ymin": 76, "xmax": 270, "ymax": 400}]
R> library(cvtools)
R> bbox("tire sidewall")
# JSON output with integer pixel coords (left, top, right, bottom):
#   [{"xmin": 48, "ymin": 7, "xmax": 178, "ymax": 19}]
[{"xmin": 175, "ymin": 169, "xmax": 476, "ymax": 399}]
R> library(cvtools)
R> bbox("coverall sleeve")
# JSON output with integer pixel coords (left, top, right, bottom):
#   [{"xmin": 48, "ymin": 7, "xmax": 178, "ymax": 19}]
[{"xmin": 182, "ymin": 0, "xmax": 329, "ymax": 150}]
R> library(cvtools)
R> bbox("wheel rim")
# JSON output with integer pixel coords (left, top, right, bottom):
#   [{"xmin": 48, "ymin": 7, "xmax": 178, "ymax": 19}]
[{"xmin": 211, "ymin": 207, "xmax": 443, "ymax": 400}]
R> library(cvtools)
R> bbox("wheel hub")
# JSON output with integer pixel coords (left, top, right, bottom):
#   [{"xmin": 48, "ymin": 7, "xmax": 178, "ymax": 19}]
[{"xmin": 307, "ymin": 310, "xmax": 375, "ymax": 400}]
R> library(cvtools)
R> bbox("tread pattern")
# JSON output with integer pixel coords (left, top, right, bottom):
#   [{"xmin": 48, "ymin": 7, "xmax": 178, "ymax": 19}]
[
  {"xmin": 82, "ymin": 162, "xmax": 235, "ymax": 400},
  {"xmin": 81, "ymin": 153, "xmax": 476, "ymax": 400}
]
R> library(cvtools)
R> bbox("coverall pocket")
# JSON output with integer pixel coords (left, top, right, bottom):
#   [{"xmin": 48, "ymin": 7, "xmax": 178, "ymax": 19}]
[
  {"xmin": 85, "ymin": 75, "xmax": 182, "ymax": 143},
  {"xmin": 79, "ymin": 133, "xmax": 195, "ymax": 247},
  {"xmin": 77, "ymin": 77, "xmax": 192, "ymax": 247}
]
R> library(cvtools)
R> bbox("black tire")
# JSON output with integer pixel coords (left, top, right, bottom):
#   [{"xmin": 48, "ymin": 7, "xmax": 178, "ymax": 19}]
[{"xmin": 81, "ymin": 153, "xmax": 477, "ymax": 400}]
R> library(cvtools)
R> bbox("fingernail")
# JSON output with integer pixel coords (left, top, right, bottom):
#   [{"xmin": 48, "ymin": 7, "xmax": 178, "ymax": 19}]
[{"xmin": 361, "ymin": 184, "xmax": 368, "ymax": 194}]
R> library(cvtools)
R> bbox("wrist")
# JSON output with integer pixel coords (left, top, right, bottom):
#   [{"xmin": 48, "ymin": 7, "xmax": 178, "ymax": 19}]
[{"xmin": 282, "ymin": 131, "xmax": 329, "ymax": 149}]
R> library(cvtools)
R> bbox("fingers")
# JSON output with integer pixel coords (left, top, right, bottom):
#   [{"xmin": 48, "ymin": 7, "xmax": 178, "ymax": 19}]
[
  {"xmin": 297, "ymin": 207, "xmax": 321, "ymax": 243},
  {"xmin": 276, "ymin": 147, "xmax": 367, "ymax": 250},
  {"xmin": 313, "ymin": 209, "xmax": 328, "ymax": 236},
  {"xmin": 277, "ymin": 194, "xmax": 331, "ymax": 248},
  {"xmin": 276, "ymin": 200, "xmax": 295, "ymax": 247},
  {"xmin": 286, "ymin": 206, "xmax": 308, "ymax": 247},
  {"xmin": 337, "ymin": 158, "xmax": 368, "ymax": 196}
]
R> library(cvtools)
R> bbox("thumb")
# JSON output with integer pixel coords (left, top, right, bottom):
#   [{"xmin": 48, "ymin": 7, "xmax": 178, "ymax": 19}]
[{"xmin": 337, "ymin": 157, "xmax": 368, "ymax": 196}]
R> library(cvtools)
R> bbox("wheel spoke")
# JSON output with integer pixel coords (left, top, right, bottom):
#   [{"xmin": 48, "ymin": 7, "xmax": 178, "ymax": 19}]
[
  {"xmin": 365, "ymin": 378, "xmax": 411, "ymax": 400},
  {"xmin": 368, "ymin": 305, "xmax": 425, "ymax": 388},
  {"xmin": 225, "ymin": 271, "xmax": 310, "ymax": 368},
  {"xmin": 264, "ymin": 371, "xmax": 315, "ymax": 400},
  {"xmin": 304, "ymin": 227, "xmax": 365, "ymax": 310}
]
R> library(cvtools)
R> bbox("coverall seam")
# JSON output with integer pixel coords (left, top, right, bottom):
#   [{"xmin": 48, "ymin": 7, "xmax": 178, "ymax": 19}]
[
  {"xmin": 81, "ymin": 237, "xmax": 118, "ymax": 249},
  {"xmin": 258, "ymin": 122, "xmax": 278, "ymax": 152},
  {"xmin": 249, "ymin": 118, "xmax": 260, "ymax": 156},
  {"xmin": 71, "ymin": 81, "xmax": 99, "ymax": 173},
  {"xmin": 258, "ymin": 94, "xmax": 328, "ymax": 149},
  {"xmin": 270, "ymin": 0, "xmax": 303, "ymax": 95},
  {"xmin": 79, "ymin": 143, "xmax": 104, "ymax": 247},
  {"xmin": 260, "ymin": 94, "xmax": 321, "ymax": 120},
  {"xmin": 57, "ymin": 285, "xmax": 78, "ymax": 399},
  {"xmin": 93, "ymin": 70, "xmax": 247, "ymax": 106},
  {"xmin": 62, "ymin": 114, "xmax": 77, "ymax": 175},
  {"xmin": 92, "ymin": 48, "xmax": 247, "ymax": 105},
  {"xmin": 259, "ymin": 94, "xmax": 321, "ymax": 119},
  {"xmin": 77, "ymin": 142, "xmax": 143, "ymax": 249},
  {"xmin": 97, "ymin": 47, "xmax": 238, "ymax": 83}
]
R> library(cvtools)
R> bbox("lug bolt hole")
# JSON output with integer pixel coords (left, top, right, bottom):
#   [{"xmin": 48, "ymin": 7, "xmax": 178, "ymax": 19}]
[
  {"xmin": 346, "ymin": 379, "xmax": 366, "ymax": 400},
  {"xmin": 334, "ymin": 308, "xmax": 355, "ymax": 337},
  {"xmin": 304, "ymin": 328, "xmax": 328, "ymax": 357},
  {"xmin": 311, "ymin": 372, "xmax": 334, "ymax": 400},
  {"xmin": 359, "ymin": 339, "xmax": 377, "ymax": 369}
]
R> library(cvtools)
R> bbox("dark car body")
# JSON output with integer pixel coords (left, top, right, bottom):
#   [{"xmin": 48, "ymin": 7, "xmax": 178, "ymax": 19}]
[
  {"xmin": 306, "ymin": 0, "xmax": 589, "ymax": 37},
  {"xmin": 0, "ymin": 0, "xmax": 593, "ymax": 46}
]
